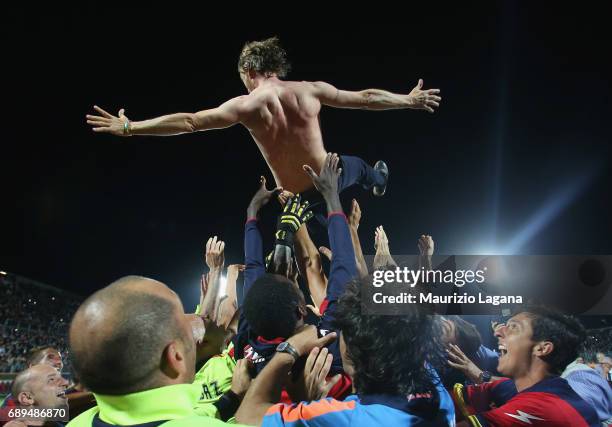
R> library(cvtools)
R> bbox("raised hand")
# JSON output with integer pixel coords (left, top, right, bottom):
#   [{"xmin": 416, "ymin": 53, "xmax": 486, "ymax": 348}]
[
  {"xmin": 247, "ymin": 176, "xmax": 283, "ymax": 219},
  {"xmin": 278, "ymin": 194, "xmax": 313, "ymax": 233},
  {"xmin": 303, "ymin": 153, "xmax": 341, "ymax": 200},
  {"xmin": 418, "ymin": 234, "xmax": 435, "ymax": 256},
  {"xmin": 374, "ymin": 225, "xmax": 390, "ymax": 254},
  {"xmin": 407, "ymin": 79, "xmax": 441, "ymax": 113},
  {"xmin": 86, "ymin": 105, "xmax": 131, "ymax": 136},
  {"xmin": 348, "ymin": 199, "xmax": 361, "ymax": 229},
  {"xmin": 373, "ymin": 225, "xmax": 397, "ymax": 270},
  {"xmin": 274, "ymin": 194, "xmax": 313, "ymax": 250},
  {"xmin": 447, "ymin": 343, "xmax": 483, "ymax": 384},
  {"xmin": 318, "ymin": 246, "xmax": 332, "ymax": 261},
  {"xmin": 205, "ymin": 236, "xmax": 225, "ymax": 271},
  {"xmin": 303, "ymin": 347, "xmax": 341, "ymax": 401},
  {"xmin": 199, "ymin": 236, "xmax": 225, "ymax": 322},
  {"xmin": 303, "ymin": 153, "xmax": 342, "ymax": 212},
  {"xmin": 277, "ymin": 190, "xmax": 295, "ymax": 208}
]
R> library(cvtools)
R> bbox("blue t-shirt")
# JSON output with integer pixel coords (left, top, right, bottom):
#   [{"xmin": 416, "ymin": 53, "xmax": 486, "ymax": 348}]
[{"xmin": 262, "ymin": 375, "xmax": 455, "ymax": 427}]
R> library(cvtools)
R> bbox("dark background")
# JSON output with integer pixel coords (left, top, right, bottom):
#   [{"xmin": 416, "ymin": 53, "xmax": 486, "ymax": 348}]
[{"xmin": 2, "ymin": 4, "xmax": 611, "ymax": 308}]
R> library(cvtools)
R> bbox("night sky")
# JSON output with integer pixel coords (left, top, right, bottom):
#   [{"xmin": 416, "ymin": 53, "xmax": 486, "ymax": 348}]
[{"xmin": 3, "ymin": 4, "xmax": 611, "ymax": 308}]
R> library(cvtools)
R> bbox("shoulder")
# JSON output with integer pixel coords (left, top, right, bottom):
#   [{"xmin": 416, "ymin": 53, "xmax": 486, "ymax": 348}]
[
  {"xmin": 163, "ymin": 414, "xmax": 237, "ymax": 427},
  {"xmin": 278, "ymin": 80, "xmax": 336, "ymax": 98},
  {"xmin": 205, "ymin": 351, "xmax": 236, "ymax": 369},
  {"xmin": 305, "ymin": 81, "xmax": 336, "ymax": 95},
  {"xmin": 66, "ymin": 406, "xmax": 99, "ymax": 427},
  {"xmin": 194, "ymin": 354, "xmax": 235, "ymax": 384},
  {"xmin": 495, "ymin": 389, "xmax": 597, "ymax": 425},
  {"xmin": 306, "ymin": 81, "xmax": 333, "ymax": 89},
  {"xmin": 222, "ymin": 95, "xmax": 250, "ymax": 109},
  {"xmin": 508, "ymin": 381, "xmax": 592, "ymax": 415},
  {"xmin": 479, "ymin": 392, "xmax": 563, "ymax": 426},
  {"xmin": 264, "ymin": 397, "xmax": 357, "ymax": 423},
  {"xmin": 565, "ymin": 364, "xmax": 600, "ymax": 380}
]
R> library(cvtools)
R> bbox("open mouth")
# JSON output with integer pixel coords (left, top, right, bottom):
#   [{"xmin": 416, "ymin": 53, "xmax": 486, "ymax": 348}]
[
  {"xmin": 498, "ymin": 344, "xmax": 508, "ymax": 358},
  {"xmin": 57, "ymin": 390, "xmax": 66, "ymax": 399}
]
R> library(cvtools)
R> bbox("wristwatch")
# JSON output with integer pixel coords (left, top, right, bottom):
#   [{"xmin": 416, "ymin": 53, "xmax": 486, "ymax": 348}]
[
  {"xmin": 479, "ymin": 370, "xmax": 492, "ymax": 383},
  {"xmin": 276, "ymin": 341, "xmax": 300, "ymax": 361}
]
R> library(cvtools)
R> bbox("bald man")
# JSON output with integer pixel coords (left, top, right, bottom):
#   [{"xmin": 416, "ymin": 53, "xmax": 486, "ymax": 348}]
[
  {"xmin": 1, "ymin": 347, "xmax": 64, "ymax": 410},
  {"xmin": 87, "ymin": 37, "xmax": 442, "ymax": 196},
  {"xmin": 3, "ymin": 364, "xmax": 69, "ymax": 427},
  {"xmin": 66, "ymin": 276, "xmax": 243, "ymax": 427}
]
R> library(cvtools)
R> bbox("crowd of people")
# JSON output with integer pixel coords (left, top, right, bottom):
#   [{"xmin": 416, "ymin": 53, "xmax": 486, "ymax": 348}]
[
  {"xmin": 2, "ymin": 37, "xmax": 612, "ymax": 426},
  {"xmin": 0, "ymin": 275, "xmax": 81, "ymax": 374},
  {"xmin": 2, "ymin": 154, "xmax": 612, "ymax": 427}
]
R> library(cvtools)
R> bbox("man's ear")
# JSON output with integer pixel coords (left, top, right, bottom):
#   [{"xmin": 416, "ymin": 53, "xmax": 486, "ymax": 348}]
[
  {"xmin": 161, "ymin": 341, "xmax": 184, "ymax": 380},
  {"xmin": 298, "ymin": 304, "xmax": 308, "ymax": 319},
  {"xmin": 248, "ymin": 69, "xmax": 257, "ymax": 80},
  {"xmin": 533, "ymin": 341, "xmax": 554, "ymax": 358},
  {"xmin": 17, "ymin": 391, "xmax": 34, "ymax": 406}
]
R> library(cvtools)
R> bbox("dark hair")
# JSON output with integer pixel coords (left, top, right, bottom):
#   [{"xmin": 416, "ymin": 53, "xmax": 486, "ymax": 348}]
[
  {"xmin": 238, "ymin": 37, "xmax": 291, "ymax": 78},
  {"xmin": 517, "ymin": 305, "xmax": 586, "ymax": 374},
  {"xmin": 580, "ymin": 334, "xmax": 607, "ymax": 364},
  {"xmin": 579, "ymin": 348, "xmax": 598, "ymax": 364},
  {"xmin": 334, "ymin": 278, "xmax": 446, "ymax": 396},
  {"xmin": 449, "ymin": 316, "xmax": 482, "ymax": 359},
  {"xmin": 243, "ymin": 274, "xmax": 301, "ymax": 339},
  {"xmin": 26, "ymin": 346, "xmax": 57, "ymax": 366},
  {"xmin": 71, "ymin": 289, "xmax": 180, "ymax": 395}
]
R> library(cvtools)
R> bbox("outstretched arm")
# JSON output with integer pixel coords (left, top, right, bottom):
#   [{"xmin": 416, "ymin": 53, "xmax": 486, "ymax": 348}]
[
  {"xmin": 373, "ymin": 225, "xmax": 398, "ymax": 270},
  {"xmin": 320, "ymin": 198, "xmax": 369, "ymax": 279},
  {"xmin": 311, "ymin": 79, "xmax": 441, "ymax": 113},
  {"xmin": 278, "ymin": 190, "xmax": 328, "ymax": 307},
  {"xmin": 294, "ymin": 225, "xmax": 328, "ymax": 307},
  {"xmin": 243, "ymin": 176, "xmax": 282, "ymax": 300},
  {"xmin": 418, "ymin": 234, "xmax": 434, "ymax": 271},
  {"xmin": 216, "ymin": 264, "xmax": 243, "ymax": 330},
  {"xmin": 200, "ymin": 236, "xmax": 225, "ymax": 320},
  {"xmin": 303, "ymin": 153, "xmax": 358, "ymax": 306},
  {"xmin": 86, "ymin": 96, "xmax": 246, "ymax": 136},
  {"xmin": 269, "ymin": 194, "xmax": 313, "ymax": 278},
  {"xmin": 347, "ymin": 199, "xmax": 369, "ymax": 278}
]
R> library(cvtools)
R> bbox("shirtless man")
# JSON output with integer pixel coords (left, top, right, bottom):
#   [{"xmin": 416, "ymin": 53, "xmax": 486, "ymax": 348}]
[{"xmin": 86, "ymin": 37, "xmax": 441, "ymax": 194}]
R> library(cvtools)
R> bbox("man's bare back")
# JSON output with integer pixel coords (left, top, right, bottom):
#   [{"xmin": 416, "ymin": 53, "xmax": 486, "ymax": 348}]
[
  {"xmin": 86, "ymin": 37, "xmax": 440, "ymax": 194},
  {"xmin": 87, "ymin": 77, "xmax": 440, "ymax": 194},
  {"xmin": 236, "ymin": 80, "xmax": 328, "ymax": 193}
]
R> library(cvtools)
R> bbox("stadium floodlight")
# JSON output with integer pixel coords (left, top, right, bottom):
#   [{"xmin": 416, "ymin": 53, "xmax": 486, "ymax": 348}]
[
  {"xmin": 0, "ymin": 271, "xmax": 6, "ymax": 275},
  {"xmin": 503, "ymin": 172, "xmax": 594, "ymax": 254}
]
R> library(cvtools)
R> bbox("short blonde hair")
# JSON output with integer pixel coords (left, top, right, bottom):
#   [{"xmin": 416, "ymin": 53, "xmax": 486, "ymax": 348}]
[{"xmin": 238, "ymin": 36, "xmax": 291, "ymax": 78}]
